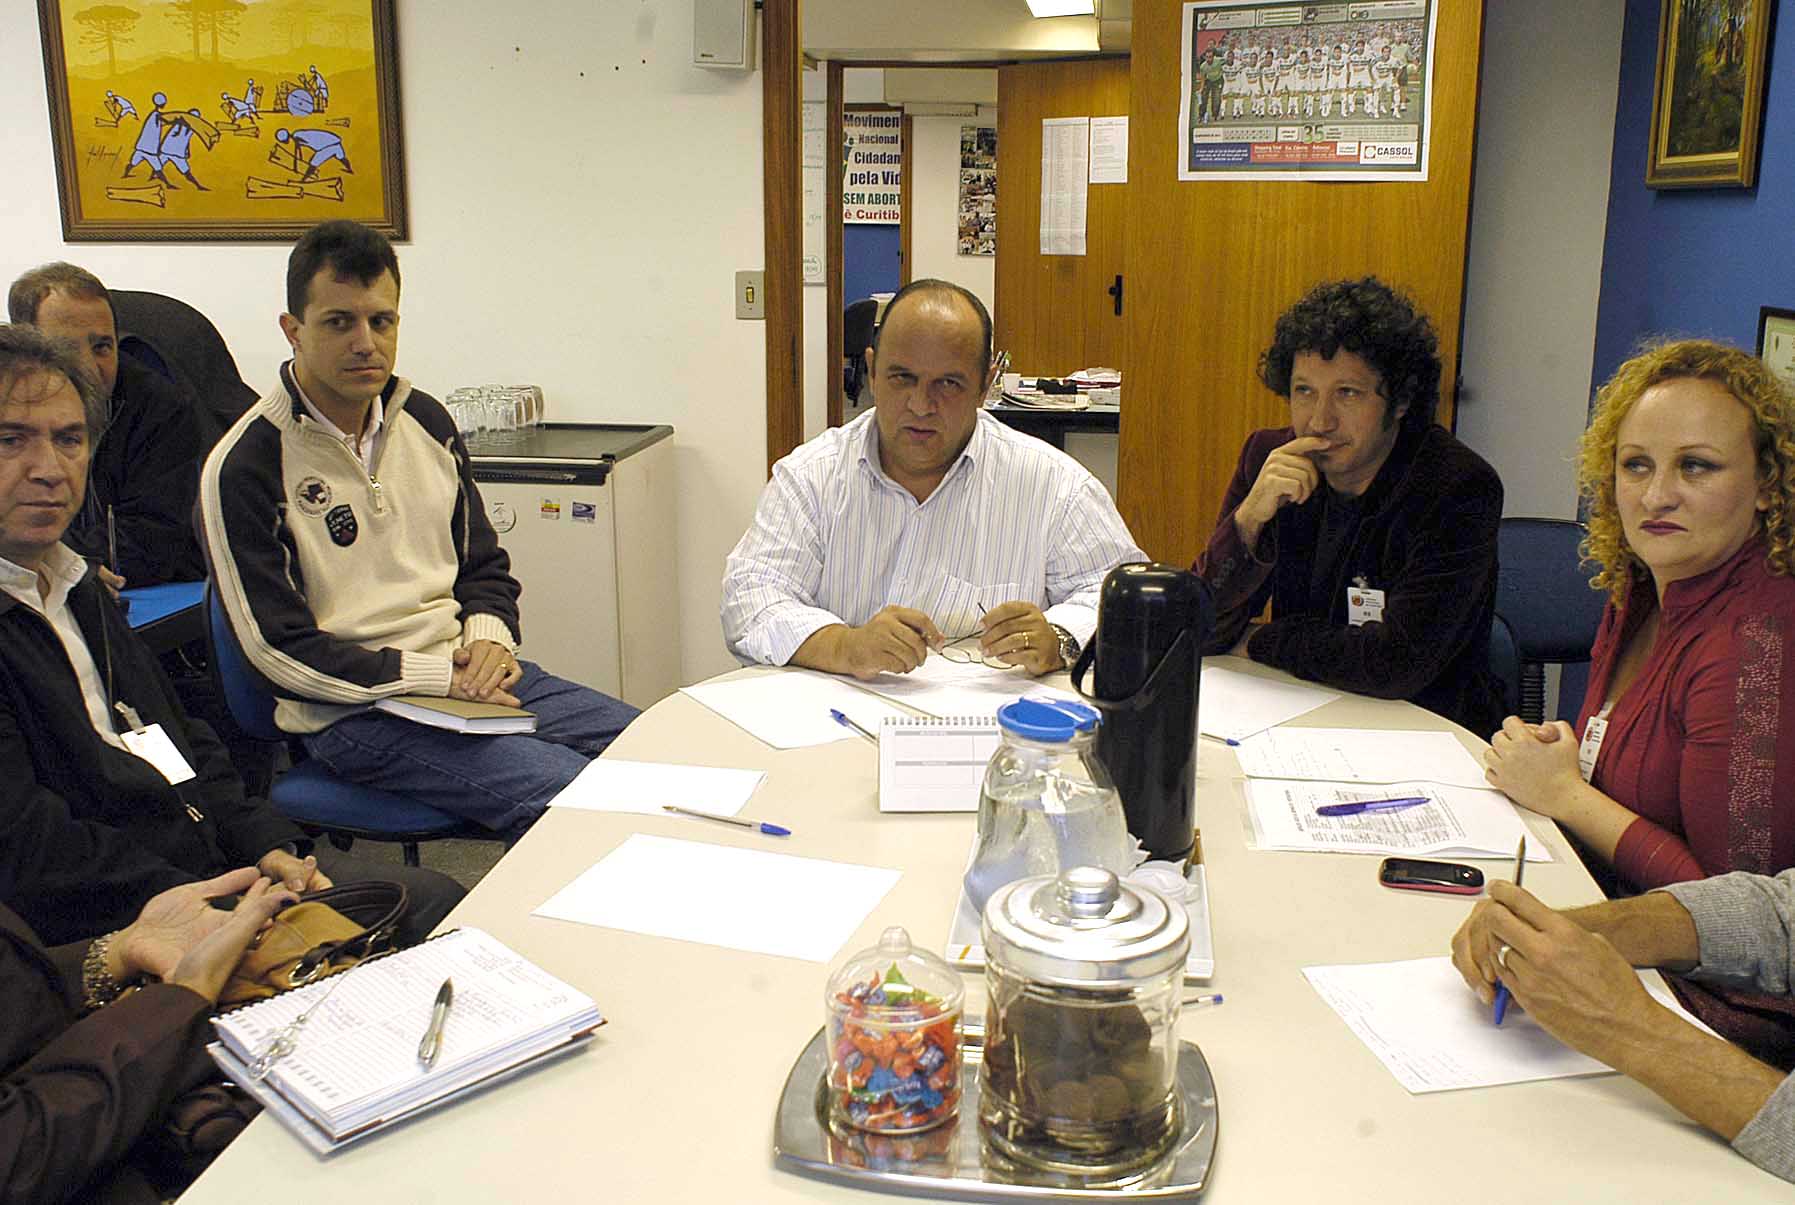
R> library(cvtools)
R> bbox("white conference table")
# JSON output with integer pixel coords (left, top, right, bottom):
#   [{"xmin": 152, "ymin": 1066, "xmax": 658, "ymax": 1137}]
[{"xmin": 184, "ymin": 661, "xmax": 1788, "ymax": 1203}]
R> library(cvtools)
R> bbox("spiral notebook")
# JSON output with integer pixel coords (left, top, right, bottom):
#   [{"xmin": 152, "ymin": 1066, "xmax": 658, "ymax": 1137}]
[
  {"xmin": 877, "ymin": 715, "xmax": 1002, "ymax": 813},
  {"xmin": 208, "ymin": 927, "xmax": 604, "ymax": 1154}
]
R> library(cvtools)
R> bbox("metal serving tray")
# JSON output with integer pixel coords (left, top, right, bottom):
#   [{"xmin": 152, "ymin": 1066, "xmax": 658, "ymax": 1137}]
[{"xmin": 773, "ymin": 1022, "xmax": 1218, "ymax": 1201}]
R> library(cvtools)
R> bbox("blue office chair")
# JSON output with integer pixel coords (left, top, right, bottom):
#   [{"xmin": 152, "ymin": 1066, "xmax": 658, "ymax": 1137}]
[
  {"xmin": 1495, "ymin": 518, "xmax": 1608, "ymax": 724},
  {"xmin": 205, "ymin": 584, "xmax": 489, "ymax": 867},
  {"xmin": 1488, "ymin": 614, "xmax": 1523, "ymax": 721}
]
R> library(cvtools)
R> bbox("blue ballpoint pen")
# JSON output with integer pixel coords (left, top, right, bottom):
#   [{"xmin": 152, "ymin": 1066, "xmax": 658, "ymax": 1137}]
[
  {"xmin": 830, "ymin": 709, "xmax": 878, "ymax": 743},
  {"xmin": 1492, "ymin": 834, "xmax": 1528, "ymax": 1026},
  {"xmin": 663, "ymin": 804, "xmax": 791, "ymax": 837},
  {"xmin": 1314, "ymin": 796, "xmax": 1429, "ymax": 817}
]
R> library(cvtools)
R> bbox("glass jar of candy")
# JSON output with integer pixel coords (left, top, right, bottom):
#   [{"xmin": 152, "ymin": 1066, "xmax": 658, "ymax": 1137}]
[
  {"xmin": 980, "ymin": 865, "xmax": 1188, "ymax": 1175},
  {"xmin": 962, "ymin": 697, "xmax": 1135, "ymax": 919},
  {"xmin": 824, "ymin": 925, "xmax": 964, "ymax": 1135}
]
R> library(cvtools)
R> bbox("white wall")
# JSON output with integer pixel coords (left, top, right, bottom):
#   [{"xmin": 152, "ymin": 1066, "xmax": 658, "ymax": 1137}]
[
  {"xmin": 1457, "ymin": 0, "xmax": 1625, "ymax": 519},
  {"xmin": 1, "ymin": 0, "xmax": 764, "ymax": 687},
  {"xmin": 908, "ymin": 113, "xmax": 995, "ymax": 317}
]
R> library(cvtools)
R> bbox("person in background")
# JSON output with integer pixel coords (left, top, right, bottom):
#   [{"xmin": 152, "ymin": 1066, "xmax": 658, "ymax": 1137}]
[
  {"xmin": 1194, "ymin": 276, "xmax": 1504, "ymax": 735},
  {"xmin": 1450, "ymin": 871, "xmax": 1795, "ymax": 1184},
  {"xmin": 8, "ymin": 262, "xmax": 205, "ymax": 586},
  {"xmin": 0, "ymin": 323, "xmax": 464, "ymax": 947},
  {"xmin": 721, "ymin": 278, "xmax": 1144, "ymax": 680},
  {"xmin": 1482, "ymin": 338, "xmax": 1795, "ymax": 1062},
  {"xmin": 0, "ymin": 869, "xmax": 296, "ymax": 1204}
]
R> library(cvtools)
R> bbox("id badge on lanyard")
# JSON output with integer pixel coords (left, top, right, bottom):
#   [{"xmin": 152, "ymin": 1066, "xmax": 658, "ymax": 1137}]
[
  {"xmin": 1577, "ymin": 702, "xmax": 1613, "ymax": 784},
  {"xmin": 1346, "ymin": 576, "xmax": 1385, "ymax": 627}
]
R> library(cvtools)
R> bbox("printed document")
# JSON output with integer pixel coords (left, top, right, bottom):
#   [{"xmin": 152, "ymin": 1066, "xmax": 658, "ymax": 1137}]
[
  {"xmin": 534, "ymin": 834, "xmax": 900, "ymax": 962},
  {"xmin": 1234, "ymin": 727, "xmax": 1488, "ymax": 788},
  {"xmin": 1303, "ymin": 956, "xmax": 1711, "ymax": 1094},
  {"xmin": 1197, "ymin": 664, "xmax": 1339, "ymax": 743},
  {"xmin": 548, "ymin": 759, "xmax": 765, "ymax": 817},
  {"xmin": 1244, "ymin": 780, "xmax": 1550, "ymax": 861}
]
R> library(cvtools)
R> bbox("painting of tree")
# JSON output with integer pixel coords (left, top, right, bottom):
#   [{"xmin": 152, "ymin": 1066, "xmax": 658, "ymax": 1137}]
[
  {"xmin": 1647, "ymin": 0, "xmax": 1772, "ymax": 187},
  {"xmin": 165, "ymin": 0, "xmax": 247, "ymax": 63},
  {"xmin": 74, "ymin": 4, "xmax": 139, "ymax": 75}
]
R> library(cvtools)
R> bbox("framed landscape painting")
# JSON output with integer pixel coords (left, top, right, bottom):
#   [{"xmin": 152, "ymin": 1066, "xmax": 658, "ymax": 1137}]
[
  {"xmin": 1645, "ymin": 0, "xmax": 1772, "ymax": 188},
  {"xmin": 37, "ymin": 0, "xmax": 408, "ymax": 241}
]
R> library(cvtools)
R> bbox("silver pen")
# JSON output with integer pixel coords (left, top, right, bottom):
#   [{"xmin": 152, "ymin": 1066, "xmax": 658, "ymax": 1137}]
[{"xmin": 417, "ymin": 977, "xmax": 454, "ymax": 1069}]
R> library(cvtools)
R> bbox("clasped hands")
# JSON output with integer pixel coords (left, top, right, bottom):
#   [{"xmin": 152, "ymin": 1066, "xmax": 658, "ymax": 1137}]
[
  {"xmin": 1482, "ymin": 715, "xmax": 1583, "ymax": 819},
  {"xmin": 450, "ymin": 638, "xmax": 523, "ymax": 706},
  {"xmin": 804, "ymin": 601, "xmax": 1064, "ymax": 681}
]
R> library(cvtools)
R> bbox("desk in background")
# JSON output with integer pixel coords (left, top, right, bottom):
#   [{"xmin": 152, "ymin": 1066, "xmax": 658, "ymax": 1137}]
[
  {"xmin": 183, "ymin": 662, "xmax": 1781, "ymax": 1203},
  {"xmin": 121, "ymin": 580, "xmax": 205, "ymax": 655},
  {"xmin": 984, "ymin": 403, "xmax": 1119, "ymax": 451}
]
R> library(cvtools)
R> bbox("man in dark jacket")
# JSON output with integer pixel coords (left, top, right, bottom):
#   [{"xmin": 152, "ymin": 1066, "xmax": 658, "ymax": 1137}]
[
  {"xmin": 1194, "ymin": 277, "xmax": 1504, "ymax": 736},
  {"xmin": 8, "ymin": 262, "xmax": 205, "ymax": 586},
  {"xmin": 0, "ymin": 323, "xmax": 464, "ymax": 946}
]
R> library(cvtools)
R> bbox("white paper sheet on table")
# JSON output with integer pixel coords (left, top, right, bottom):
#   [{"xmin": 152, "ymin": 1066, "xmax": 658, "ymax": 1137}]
[
  {"xmin": 1303, "ymin": 956, "xmax": 1713, "ymax": 1094},
  {"xmin": 1234, "ymin": 727, "xmax": 1487, "ymax": 788},
  {"xmin": 534, "ymin": 834, "xmax": 900, "ymax": 962},
  {"xmin": 1197, "ymin": 665, "xmax": 1340, "ymax": 743},
  {"xmin": 547, "ymin": 759, "xmax": 765, "ymax": 817},
  {"xmin": 853, "ymin": 653, "xmax": 1078, "ymax": 719},
  {"xmin": 1244, "ymin": 780, "xmax": 1551, "ymax": 861},
  {"xmin": 680, "ymin": 671, "xmax": 908, "ymax": 749}
]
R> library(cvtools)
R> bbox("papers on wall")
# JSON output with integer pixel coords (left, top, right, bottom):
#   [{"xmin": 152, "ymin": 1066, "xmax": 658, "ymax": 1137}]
[
  {"xmin": 680, "ymin": 671, "xmax": 908, "ymax": 749},
  {"xmin": 878, "ymin": 716, "xmax": 1002, "ymax": 813},
  {"xmin": 548, "ymin": 759, "xmax": 765, "ymax": 818},
  {"xmin": 211, "ymin": 928, "xmax": 603, "ymax": 1152},
  {"xmin": 802, "ymin": 100, "xmax": 826, "ymax": 283},
  {"xmin": 853, "ymin": 652, "xmax": 1078, "ymax": 720},
  {"xmin": 1234, "ymin": 727, "xmax": 1488, "ymax": 789},
  {"xmin": 1089, "ymin": 116, "xmax": 1128, "ymax": 183},
  {"xmin": 1040, "ymin": 116, "xmax": 1089, "ymax": 255},
  {"xmin": 534, "ymin": 834, "xmax": 901, "ymax": 963},
  {"xmin": 1302, "ymin": 957, "xmax": 1712, "ymax": 1094},
  {"xmin": 1197, "ymin": 664, "xmax": 1340, "ymax": 744},
  {"xmin": 1244, "ymin": 780, "xmax": 1551, "ymax": 861}
]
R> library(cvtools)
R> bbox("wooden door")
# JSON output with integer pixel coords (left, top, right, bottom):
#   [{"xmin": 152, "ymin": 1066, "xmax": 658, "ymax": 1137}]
[
  {"xmin": 1119, "ymin": 3, "xmax": 1486, "ymax": 565},
  {"xmin": 995, "ymin": 57, "xmax": 1131, "ymax": 378}
]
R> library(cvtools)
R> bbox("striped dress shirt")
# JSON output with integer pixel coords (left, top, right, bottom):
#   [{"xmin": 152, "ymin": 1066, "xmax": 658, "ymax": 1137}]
[{"xmin": 722, "ymin": 411, "xmax": 1146, "ymax": 666}]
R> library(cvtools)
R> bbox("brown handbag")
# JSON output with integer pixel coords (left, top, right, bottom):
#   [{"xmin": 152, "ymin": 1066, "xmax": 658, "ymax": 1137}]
[{"xmin": 218, "ymin": 881, "xmax": 409, "ymax": 1005}]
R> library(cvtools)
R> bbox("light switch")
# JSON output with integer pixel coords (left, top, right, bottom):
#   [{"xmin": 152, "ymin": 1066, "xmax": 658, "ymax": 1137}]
[{"xmin": 735, "ymin": 270, "xmax": 765, "ymax": 320}]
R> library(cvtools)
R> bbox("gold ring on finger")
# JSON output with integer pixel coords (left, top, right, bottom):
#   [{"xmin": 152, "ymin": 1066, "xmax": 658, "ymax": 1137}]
[{"xmin": 1496, "ymin": 943, "xmax": 1512, "ymax": 971}]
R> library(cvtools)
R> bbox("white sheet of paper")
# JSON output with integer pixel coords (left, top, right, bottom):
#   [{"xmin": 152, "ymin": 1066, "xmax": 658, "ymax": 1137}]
[
  {"xmin": 1197, "ymin": 665, "xmax": 1340, "ymax": 743},
  {"xmin": 680, "ymin": 671, "xmax": 908, "ymax": 749},
  {"xmin": 853, "ymin": 652, "xmax": 1078, "ymax": 719},
  {"xmin": 1040, "ymin": 116, "xmax": 1089, "ymax": 255},
  {"xmin": 1234, "ymin": 727, "xmax": 1487, "ymax": 788},
  {"xmin": 548, "ymin": 759, "xmax": 765, "ymax": 817},
  {"xmin": 533, "ymin": 834, "xmax": 901, "ymax": 962},
  {"xmin": 1088, "ymin": 115, "xmax": 1128, "ymax": 183},
  {"xmin": 1244, "ymin": 780, "xmax": 1551, "ymax": 861},
  {"xmin": 1303, "ymin": 956, "xmax": 1711, "ymax": 1094}
]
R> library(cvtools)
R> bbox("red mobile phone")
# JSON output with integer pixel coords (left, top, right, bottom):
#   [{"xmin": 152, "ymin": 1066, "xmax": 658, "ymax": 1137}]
[{"xmin": 1377, "ymin": 857, "xmax": 1485, "ymax": 895}]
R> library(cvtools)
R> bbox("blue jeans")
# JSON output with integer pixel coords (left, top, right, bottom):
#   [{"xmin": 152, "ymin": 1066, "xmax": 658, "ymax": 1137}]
[{"xmin": 303, "ymin": 662, "xmax": 640, "ymax": 838}]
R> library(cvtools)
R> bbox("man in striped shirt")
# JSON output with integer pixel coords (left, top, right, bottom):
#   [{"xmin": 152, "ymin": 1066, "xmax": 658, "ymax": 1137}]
[{"xmin": 721, "ymin": 280, "xmax": 1144, "ymax": 681}]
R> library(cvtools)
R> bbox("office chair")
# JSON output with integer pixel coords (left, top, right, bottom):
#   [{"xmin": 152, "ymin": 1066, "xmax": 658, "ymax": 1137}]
[
  {"xmin": 1494, "ymin": 517, "xmax": 1608, "ymax": 724},
  {"xmin": 1489, "ymin": 613, "xmax": 1523, "ymax": 721},
  {"xmin": 111, "ymin": 289, "xmax": 259, "ymax": 447},
  {"xmin": 843, "ymin": 298, "xmax": 878, "ymax": 403},
  {"xmin": 205, "ymin": 584, "xmax": 492, "ymax": 867}
]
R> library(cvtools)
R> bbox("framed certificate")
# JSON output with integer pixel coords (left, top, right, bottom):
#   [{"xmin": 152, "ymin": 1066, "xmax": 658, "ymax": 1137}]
[{"xmin": 1759, "ymin": 307, "xmax": 1795, "ymax": 387}]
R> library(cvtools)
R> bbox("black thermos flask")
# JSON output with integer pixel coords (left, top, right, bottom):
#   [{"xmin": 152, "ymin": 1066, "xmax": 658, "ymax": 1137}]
[{"xmin": 1071, "ymin": 563, "xmax": 1213, "ymax": 861}]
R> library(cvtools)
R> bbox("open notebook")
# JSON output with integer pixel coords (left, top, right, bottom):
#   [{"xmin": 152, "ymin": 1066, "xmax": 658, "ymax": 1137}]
[{"xmin": 209, "ymin": 927, "xmax": 603, "ymax": 1154}]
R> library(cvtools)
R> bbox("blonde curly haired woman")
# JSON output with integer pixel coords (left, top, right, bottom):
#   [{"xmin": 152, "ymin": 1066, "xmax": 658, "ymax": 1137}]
[{"xmin": 1482, "ymin": 338, "xmax": 1795, "ymax": 1062}]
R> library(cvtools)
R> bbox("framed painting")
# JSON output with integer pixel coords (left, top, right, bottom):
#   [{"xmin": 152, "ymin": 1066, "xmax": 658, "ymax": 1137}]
[
  {"xmin": 36, "ymin": 0, "xmax": 407, "ymax": 241},
  {"xmin": 1645, "ymin": 0, "xmax": 1772, "ymax": 189}
]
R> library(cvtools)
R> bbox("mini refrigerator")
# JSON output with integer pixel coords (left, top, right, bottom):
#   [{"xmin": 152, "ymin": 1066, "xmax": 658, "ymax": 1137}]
[{"xmin": 467, "ymin": 424, "xmax": 678, "ymax": 709}]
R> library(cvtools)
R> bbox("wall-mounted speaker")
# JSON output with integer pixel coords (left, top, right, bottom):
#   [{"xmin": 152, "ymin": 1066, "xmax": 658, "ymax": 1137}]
[{"xmin": 694, "ymin": 0, "xmax": 755, "ymax": 70}]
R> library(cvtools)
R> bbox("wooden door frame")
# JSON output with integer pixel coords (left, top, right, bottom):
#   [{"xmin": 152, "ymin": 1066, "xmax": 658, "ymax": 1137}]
[{"xmin": 763, "ymin": 0, "xmax": 803, "ymax": 473}]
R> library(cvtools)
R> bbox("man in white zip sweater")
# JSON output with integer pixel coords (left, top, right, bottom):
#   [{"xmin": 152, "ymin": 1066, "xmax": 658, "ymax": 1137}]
[{"xmin": 200, "ymin": 221, "xmax": 637, "ymax": 837}]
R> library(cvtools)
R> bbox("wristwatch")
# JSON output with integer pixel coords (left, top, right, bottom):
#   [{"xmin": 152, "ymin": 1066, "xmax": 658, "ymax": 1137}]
[{"xmin": 1048, "ymin": 623, "xmax": 1080, "ymax": 669}]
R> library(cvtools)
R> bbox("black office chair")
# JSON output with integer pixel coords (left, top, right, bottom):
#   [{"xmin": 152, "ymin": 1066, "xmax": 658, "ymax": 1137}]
[
  {"xmin": 111, "ymin": 289, "xmax": 258, "ymax": 448},
  {"xmin": 1488, "ymin": 614, "xmax": 1523, "ymax": 721},
  {"xmin": 843, "ymin": 298, "xmax": 878, "ymax": 403},
  {"xmin": 1494, "ymin": 518, "xmax": 1608, "ymax": 723}
]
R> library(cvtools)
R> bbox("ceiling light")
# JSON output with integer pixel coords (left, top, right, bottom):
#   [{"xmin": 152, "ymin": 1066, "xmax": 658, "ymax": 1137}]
[{"xmin": 1026, "ymin": 1, "xmax": 1096, "ymax": 16}]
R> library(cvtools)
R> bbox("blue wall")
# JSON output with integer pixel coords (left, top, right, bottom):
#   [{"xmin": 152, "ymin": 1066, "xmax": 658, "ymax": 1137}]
[
  {"xmin": 1592, "ymin": 0, "xmax": 1795, "ymax": 389},
  {"xmin": 843, "ymin": 223, "xmax": 902, "ymax": 309}
]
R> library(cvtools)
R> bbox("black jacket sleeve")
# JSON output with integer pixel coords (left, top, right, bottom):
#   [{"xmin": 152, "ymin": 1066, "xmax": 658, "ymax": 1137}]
[{"xmin": 1194, "ymin": 429, "xmax": 1285, "ymax": 653}]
